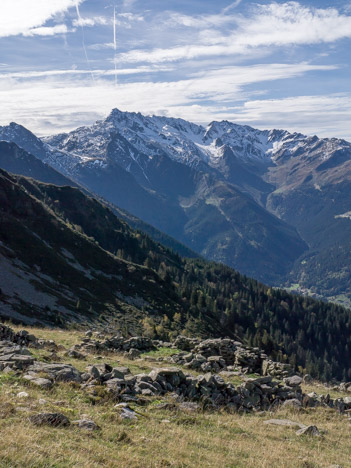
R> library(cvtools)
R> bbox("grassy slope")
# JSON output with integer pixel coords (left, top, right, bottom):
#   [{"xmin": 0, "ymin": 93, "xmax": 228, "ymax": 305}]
[{"xmin": 0, "ymin": 324, "xmax": 350, "ymax": 468}]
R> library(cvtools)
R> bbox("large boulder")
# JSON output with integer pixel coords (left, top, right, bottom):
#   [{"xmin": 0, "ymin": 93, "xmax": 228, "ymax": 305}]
[{"xmin": 149, "ymin": 368, "xmax": 185, "ymax": 388}]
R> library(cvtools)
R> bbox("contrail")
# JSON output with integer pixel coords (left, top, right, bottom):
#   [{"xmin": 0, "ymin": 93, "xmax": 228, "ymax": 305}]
[
  {"xmin": 75, "ymin": 1, "xmax": 95, "ymax": 82},
  {"xmin": 113, "ymin": 5, "xmax": 118, "ymax": 85},
  {"xmin": 222, "ymin": 0, "xmax": 243, "ymax": 13}
]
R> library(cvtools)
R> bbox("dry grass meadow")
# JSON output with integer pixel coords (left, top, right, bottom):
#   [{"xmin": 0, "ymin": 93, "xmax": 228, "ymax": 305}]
[{"xmin": 0, "ymin": 324, "xmax": 350, "ymax": 468}]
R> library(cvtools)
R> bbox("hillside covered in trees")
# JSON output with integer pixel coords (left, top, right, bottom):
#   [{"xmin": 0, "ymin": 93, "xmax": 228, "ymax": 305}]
[{"xmin": 0, "ymin": 168, "xmax": 350, "ymax": 381}]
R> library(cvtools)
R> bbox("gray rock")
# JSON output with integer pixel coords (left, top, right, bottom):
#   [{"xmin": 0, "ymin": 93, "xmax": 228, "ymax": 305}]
[
  {"xmin": 0, "ymin": 354, "xmax": 34, "ymax": 369},
  {"xmin": 173, "ymin": 335, "xmax": 199, "ymax": 351},
  {"xmin": 31, "ymin": 378, "xmax": 53, "ymax": 389},
  {"xmin": 128, "ymin": 348, "xmax": 141, "ymax": 359},
  {"xmin": 281, "ymin": 399, "xmax": 302, "ymax": 409},
  {"xmin": 264, "ymin": 419, "xmax": 305, "ymax": 429},
  {"xmin": 66, "ymin": 349, "xmax": 86, "ymax": 360},
  {"xmin": 149, "ymin": 368, "xmax": 185, "ymax": 388},
  {"xmin": 296, "ymin": 425, "xmax": 321, "ymax": 436},
  {"xmin": 29, "ymin": 413, "xmax": 70, "ymax": 427},
  {"xmin": 72, "ymin": 419, "xmax": 101, "ymax": 431},
  {"xmin": 119, "ymin": 406, "xmax": 138, "ymax": 420},
  {"xmin": 55, "ymin": 368, "xmax": 82, "ymax": 383},
  {"xmin": 86, "ymin": 365, "xmax": 101, "ymax": 379},
  {"xmin": 284, "ymin": 375, "xmax": 303, "ymax": 387},
  {"xmin": 113, "ymin": 366, "xmax": 130, "ymax": 376}
]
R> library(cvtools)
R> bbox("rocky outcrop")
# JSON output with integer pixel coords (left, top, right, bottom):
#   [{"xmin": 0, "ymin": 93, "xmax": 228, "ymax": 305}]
[
  {"xmin": 173, "ymin": 335, "xmax": 199, "ymax": 351},
  {"xmin": 75, "ymin": 335, "xmax": 155, "ymax": 354},
  {"xmin": 168, "ymin": 337, "xmax": 294, "ymax": 377},
  {"xmin": 0, "ymin": 340, "xmax": 34, "ymax": 370},
  {"xmin": 81, "ymin": 364, "xmax": 351, "ymax": 413},
  {"xmin": 1, "ymin": 325, "xmax": 351, "ymax": 416},
  {"xmin": 262, "ymin": 359, "xmax": 294, "ymax": 379},
  {"xmin": 0, "ymin": 325, "xmax": 37, "ymax": 346}
]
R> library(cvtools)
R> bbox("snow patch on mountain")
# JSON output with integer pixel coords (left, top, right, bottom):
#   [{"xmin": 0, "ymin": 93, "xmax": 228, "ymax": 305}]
[{"xmin": 335, "ymin": 211, "xmax": 351, "ymax": 220}]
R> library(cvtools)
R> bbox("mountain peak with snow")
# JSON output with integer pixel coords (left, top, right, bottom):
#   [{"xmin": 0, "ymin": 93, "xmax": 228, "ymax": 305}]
[{"xmin": 2, "ymin": 109, "xmax": 351, "ymax": 186}]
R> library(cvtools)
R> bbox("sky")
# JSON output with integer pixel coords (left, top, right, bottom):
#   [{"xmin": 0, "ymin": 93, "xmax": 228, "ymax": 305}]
[{"xmin": 0, "ymin": 0, "xmax": 351, "ymax": 139}]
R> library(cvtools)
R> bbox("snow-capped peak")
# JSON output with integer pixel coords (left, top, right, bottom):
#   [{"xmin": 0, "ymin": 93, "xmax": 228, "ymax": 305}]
[{"xmin": 2, "ymin": 109, "xmax": 351, "ymax": 184}]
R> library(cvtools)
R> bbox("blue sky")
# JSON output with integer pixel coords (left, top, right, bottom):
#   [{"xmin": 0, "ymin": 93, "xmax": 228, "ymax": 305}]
[{"xmin": 1, "ymin": 0, "xmax": 351, "ymax": 138}]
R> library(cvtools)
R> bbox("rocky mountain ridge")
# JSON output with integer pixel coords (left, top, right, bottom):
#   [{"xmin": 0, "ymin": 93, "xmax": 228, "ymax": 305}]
[{"xmin": 1, "ymin": 110, "xmax": 351, "ymax": 303}]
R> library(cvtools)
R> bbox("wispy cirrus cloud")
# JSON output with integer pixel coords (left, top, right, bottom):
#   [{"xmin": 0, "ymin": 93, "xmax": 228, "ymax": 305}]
[
  {"xmin": 165, "ymin": 12, "xmax": 237, "ymax": 29},
  {"xmin": 0, "ymin": 61, "xmax": 337, "ymax": 135},
  {"xmin": 0, "ymin": 0, "xmax": 350, "ymax": 140},
  {"xmin": 72, "ymin": 16, "xmax": 108, "ymax": 27},
  {"xmin": 0, "ymin": 66, "xmax": 173, "ymax": 80},
  {"xmin": 0, "ymin": 0, "xmax": 85, "ymax": 38},
  {"xmin": 24, "ymin": 24, "xmax": 71, "ymax": 37},
  {"xmin": 232, "ymin": 93, "xmax": 351, "ymax": 139},
  {"xmin": 119, "ymin": 2, "xmax": 351, "ymax": 64}
]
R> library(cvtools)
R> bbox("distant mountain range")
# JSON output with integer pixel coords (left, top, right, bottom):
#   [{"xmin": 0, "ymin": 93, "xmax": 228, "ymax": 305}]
[{"xmin": 1, "ymin": 110, "xmax": 351, "ymax": 306}]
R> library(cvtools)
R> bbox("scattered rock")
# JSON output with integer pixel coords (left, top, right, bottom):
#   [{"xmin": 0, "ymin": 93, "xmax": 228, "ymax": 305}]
[
  {"xmin": 117, "ymin": 405, "xmax": 138, "ymax": 420},
  {"xmin": 29, "ymin": 412, "xmax": 70, "ymax": 427},
  {"xmin": 284, "ymin": 376, "xmax": 303, "ymax": 387},
  {"xmin": 1, "ymin": 326, "xmax": 351, "ymax": 420},
  {"xmin": 179, "ymin": 402, "xmax": 200, "ymax": 413},
  {"xmin": 66, "ymin": 349, "xmax": 86, "ymax": 360},
  {"xmin": 127, "ymin": 348, "xmax": 141, "ymax": 360},
  {"xmin": 281, "ymin": 399, "xmax": 302, "ymax": 410},
  {"xmin": 72, "ymin": 419, "xmax": 101, "ymax": 431},
  {"xmin": 264, "ymin": 419, "xmax": 305, "ymax": 429},
  {"xmin": 296, "ymin": 425, "xmax": 321, "ymax": 436},
  {"xmin": 31, "ymin": 378, "xmax": 53, "ymax": 389}
]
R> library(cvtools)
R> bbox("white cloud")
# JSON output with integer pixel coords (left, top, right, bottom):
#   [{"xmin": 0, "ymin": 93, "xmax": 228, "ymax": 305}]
[
  {"xmin": 120, "ymin": 2, "xmax": 351, "ymax": 64},
  {"xmin": 230, "ymin": 94, "xmax": 351, "ymax": 139},
  {"xmin": 118, "ymin": 13, "xmax": 144, "ymax": 22},
  {"xmin": 0, "ymin": 0, "xmax": 84, "ymax": 38},
  {"xmin": 88, "ymin": 42, "xmax": 115, "ymax": 50},
  {"xmin": 122, "ymin": 0, "xmax": 137, "ymax": 7},
  {"xmin": 0, "ymin": 62, "xmax": 341, "ymax": 136},
  {"xmin": 72, "ymin": 16, "xmax": 108, "ymax": 27},
  {"xmin": 238, "ymin": 2, "xmax": 351, "ymax": 46},
  {"xmin": 0, "ymin": 66, "xmax": 173, "ymax": 80},
  {"xmin": 166, "ymin": 12, "xmax": 236, "ymax": 29},
  {"xmin": 120, "ymin": 42, "xmax": 246, "ymax": 64},
  {"xmin": 24, "ymin": 24, "xmax": 70, "ymax": 37}
]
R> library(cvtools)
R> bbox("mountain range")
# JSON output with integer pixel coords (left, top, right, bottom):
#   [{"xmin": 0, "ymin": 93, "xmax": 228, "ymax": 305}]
[{"xmin": 1, "ymin": 110, "xmax": 351, "ymax": 306}]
